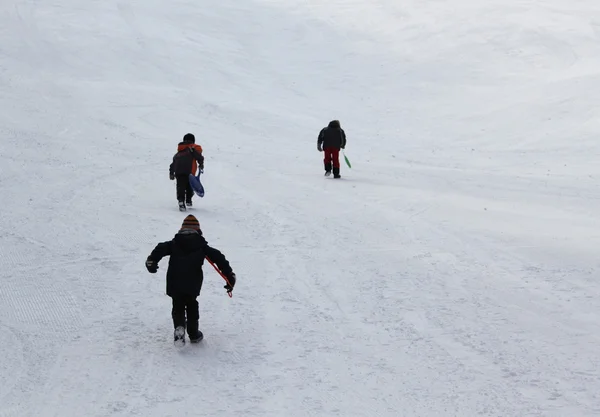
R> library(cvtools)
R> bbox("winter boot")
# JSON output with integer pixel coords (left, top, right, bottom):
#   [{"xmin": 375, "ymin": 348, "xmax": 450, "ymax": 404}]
[
  {"xmin": 324, "ymin": 162, "xmax": 332, "ymax": 176},
  {"xmin": 189, "ymin": 330, "xmax": 204, "ymax": 343},
  {"xmin": 333, "ymin": 167, "xmax": 341, "ymax": 178},
  {"xmin": 186, "ymin": 199, "xmax": 193, "ymax": 207},
  {"xmin": 187, "ymin": 320, "xmax": 203, "ymax": 343},
  {"xmin": 174, "ymin": 326, "xmax": 186, "ymax": 346},
  {"xmin": 178, "ymin": 201, "xmax": 186, "ymax": 211}
]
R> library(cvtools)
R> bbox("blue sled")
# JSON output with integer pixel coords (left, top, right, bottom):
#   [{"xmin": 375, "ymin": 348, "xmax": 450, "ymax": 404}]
[{"xmin": 189, "ymin": 171, "xmax": 205, "ymax": 197}]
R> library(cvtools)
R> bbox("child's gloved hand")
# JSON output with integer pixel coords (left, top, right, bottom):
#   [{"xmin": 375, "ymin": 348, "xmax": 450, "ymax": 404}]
[
  {"xmin": 146, "ymin": 258, "xmax": 158, "ymax": 273},
  {"xmin": 169, "ymin": 173, "xmax": 175, "ymax": 180},
  {"xmin": 224, "ymin": 272, "xmax": 236, "ymax": 292},
  {"xmin": 317, "ymin": 144, "xmax": 322, "ymax": 152}
]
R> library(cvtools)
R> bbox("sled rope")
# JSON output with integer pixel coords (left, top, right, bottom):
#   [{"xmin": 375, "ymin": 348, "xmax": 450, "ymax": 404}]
[{"xmin": 206, "ymin": 257, "xmax": 233, "ymax": 298}]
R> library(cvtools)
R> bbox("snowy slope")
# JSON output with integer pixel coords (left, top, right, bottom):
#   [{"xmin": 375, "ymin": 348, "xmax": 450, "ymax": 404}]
[{"xmin": 1, "ymin": 0, "xmax": 600, "ymax": 416}]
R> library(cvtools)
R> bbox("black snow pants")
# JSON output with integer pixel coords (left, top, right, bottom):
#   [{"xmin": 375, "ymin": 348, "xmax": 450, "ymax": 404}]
[
  {"xmin": 175, "ymin": 175, "xmax": 193, "ymax": 203},
  {"xmin": 171, "ymin": 295, "xmax": 199, "ymax": 335}
]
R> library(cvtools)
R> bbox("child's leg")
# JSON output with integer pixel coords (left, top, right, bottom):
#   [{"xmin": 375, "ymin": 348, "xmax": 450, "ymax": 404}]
[
  {"xmin": 323, "ymin": 148, "xmax": 333, "ymax": 172},
  {"xmin": 175, "ymin": 176, "xmax": 187, "ymax": 202},
  {"xmin": 331, "ymin": 149, "xmax": 340, "ymax": 169},
  {"xmin": 185, "ymin": 296, "xmax": 200, "ymax": 336},
  {"xmin": 171, "ymin": 297, "xmax": 186, "ymax": 329},
  {"xmin": 185, "ymin": 180, "xmax": 194, "ymax": 204},
  {"xmin": 332, "ymin": 149, "xmax": 341, "ymax": 177}
]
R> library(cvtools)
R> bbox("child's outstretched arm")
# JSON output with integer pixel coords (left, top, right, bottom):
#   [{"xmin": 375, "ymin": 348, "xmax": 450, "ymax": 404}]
[
  {"xmin": 205, "ymin": 245, "xmax": 236, "ymax": 291},
  {"xmin": 145, "ymin": 241, "xmax": 173, "ymax": 273}
]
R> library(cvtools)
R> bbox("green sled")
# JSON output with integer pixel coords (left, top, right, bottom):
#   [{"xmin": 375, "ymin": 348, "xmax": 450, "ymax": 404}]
[{"xmin": 343, "ymin": 152, "xmax": 352, "ymax": 168}]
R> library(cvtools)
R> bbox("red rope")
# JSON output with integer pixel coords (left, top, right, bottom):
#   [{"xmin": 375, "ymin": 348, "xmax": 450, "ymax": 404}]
[{"xmin": 206, "ymin": 257, "xmax": 233, "ymax": 298}]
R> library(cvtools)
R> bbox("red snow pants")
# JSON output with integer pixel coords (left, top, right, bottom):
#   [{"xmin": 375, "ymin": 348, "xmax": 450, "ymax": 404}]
[{"xmin": 323, "ymin": 147, "xmax": 340, "ymax": 169}]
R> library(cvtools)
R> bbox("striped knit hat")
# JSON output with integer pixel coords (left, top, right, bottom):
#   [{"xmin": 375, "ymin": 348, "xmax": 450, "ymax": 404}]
[{"xmin": 180, "ymin": 214, "xmax": 200, "ymax": 231}]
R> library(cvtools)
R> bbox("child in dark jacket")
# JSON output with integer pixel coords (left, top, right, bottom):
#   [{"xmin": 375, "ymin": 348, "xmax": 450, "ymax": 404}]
[
  {"xmin": 317, "ymin": 120, "xmax": 347, "ymax": 178},
  {"xmin": 169, "ymin": 133, "xmax": 204, "ymax": 211},
  {"xmin": 145, "ymin": 214, "xmax": 236, "ymax": 345}
]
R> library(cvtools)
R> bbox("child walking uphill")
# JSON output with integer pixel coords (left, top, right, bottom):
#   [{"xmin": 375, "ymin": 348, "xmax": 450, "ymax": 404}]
[
  {"xmin": 169, "ymin": 133, "xmax": 204, "ymax": 211},
  {"xmin": 317, "ymin": 120, "xmax": 347, "ymax": 178},
  {"xmin": 145, "ymin": 215, "xmax": 236, "ymax": 346}
]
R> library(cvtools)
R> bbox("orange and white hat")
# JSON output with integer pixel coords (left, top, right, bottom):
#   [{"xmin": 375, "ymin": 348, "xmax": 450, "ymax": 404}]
[{"xmin": 180, "ymin": 214, "xmax": 200, "ymax": 231}]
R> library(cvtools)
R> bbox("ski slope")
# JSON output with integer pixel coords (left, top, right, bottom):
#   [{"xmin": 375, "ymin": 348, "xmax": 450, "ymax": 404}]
[{"xmin": 1, "ymin": 0, "xmax": 600, "ymax": 415}]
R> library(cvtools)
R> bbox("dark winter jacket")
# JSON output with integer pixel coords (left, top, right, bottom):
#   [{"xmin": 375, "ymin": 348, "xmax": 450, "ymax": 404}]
[
  {"xmin": 317, "ymin": 120, "xmax": 347, "ymax": 150},
  {"xmin": 147, "ymin": 230, "xmax": 234, "ymax": 297},
  {"xmin": 169, "ymin": 142, "xmax": 204, "ymax": 176}
]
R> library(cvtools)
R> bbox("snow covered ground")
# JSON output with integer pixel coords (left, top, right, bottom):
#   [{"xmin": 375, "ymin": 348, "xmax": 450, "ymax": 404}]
[{"xmin": 1, "ymin": 0, "xmax": 600, "ymax": 415}]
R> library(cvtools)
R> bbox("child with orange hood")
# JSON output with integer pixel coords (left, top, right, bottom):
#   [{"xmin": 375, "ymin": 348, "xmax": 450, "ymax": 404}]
[{"xmin": 169, "ymin": 133, "xmax": 204, "ymax": 211}]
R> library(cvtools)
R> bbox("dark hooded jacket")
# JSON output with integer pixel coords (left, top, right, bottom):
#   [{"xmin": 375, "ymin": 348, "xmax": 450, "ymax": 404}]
[
  {"xmin": 148, "ymin": 230, "xmax": 233, "ymax": 297},
  {"xmin": 169, "ymin": 142, "xmax": 204, "ymax": 176},
  {"xmin": 317, "ymin": 120, "xmax": 347, "ymax": 150}
]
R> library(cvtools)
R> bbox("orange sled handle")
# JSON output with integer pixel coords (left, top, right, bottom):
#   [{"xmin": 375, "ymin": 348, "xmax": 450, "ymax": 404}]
[{"xmin": 206, "ymin": 257, "xmax": 233, "ymax": 298}]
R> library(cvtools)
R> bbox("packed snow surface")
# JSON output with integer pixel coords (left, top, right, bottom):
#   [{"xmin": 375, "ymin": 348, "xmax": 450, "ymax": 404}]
[{"xmin": 1, "ymin": 0, "xmax": 600, "ymax": 416}]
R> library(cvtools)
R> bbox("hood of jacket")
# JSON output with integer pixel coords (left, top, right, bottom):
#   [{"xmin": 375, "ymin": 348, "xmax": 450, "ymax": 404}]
[
  {"xmin": 173, "ymin": 229, "xmax": 207, "ymax": 254},
  {"xmin": 177, "ymin": 142, "xmax": 193, "ymax": 152}
]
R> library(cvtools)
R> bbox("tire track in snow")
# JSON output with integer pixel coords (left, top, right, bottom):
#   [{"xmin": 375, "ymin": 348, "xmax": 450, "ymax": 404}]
[
  {"xmin": 0, "ymin": 325, "xmax": 26, "ymax": 417},
  {"xmin": 0, "ymin": 235, "xmax": 32, "ymax": 272},
  {"xmin": 0, "ymin": 251, "xmax": 125, "ymax": 416},
  {"xmin": 0, "ymin": 322, "xmax": 66, "ymax": 417},
  {"xmin": 17, "ymin": 260, "xmax": 168, "ymax": 417}
]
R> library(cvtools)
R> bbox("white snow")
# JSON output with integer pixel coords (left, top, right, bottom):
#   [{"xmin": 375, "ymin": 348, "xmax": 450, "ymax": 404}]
[{"xmin": 1, "ymin": 0, "xmax": 600, "ymax": 415}]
